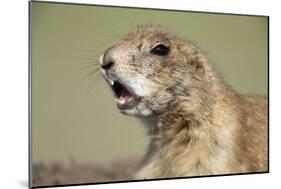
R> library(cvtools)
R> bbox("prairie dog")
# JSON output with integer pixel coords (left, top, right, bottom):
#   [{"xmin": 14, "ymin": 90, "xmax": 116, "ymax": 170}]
[{"xmin": 99, "ymin": 26, "xmax": 268, "ymax": 179}]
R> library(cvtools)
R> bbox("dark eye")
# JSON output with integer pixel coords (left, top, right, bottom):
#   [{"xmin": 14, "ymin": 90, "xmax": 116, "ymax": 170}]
[{"xmin": 151, "ymin": 44, "xmax": 170, "ymax": 56}]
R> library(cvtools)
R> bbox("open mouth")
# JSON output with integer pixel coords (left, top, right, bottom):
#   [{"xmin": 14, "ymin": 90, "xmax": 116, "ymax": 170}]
[{"xmin": 108, "ymin": 78, "xmax": 139, "ymax": 110}]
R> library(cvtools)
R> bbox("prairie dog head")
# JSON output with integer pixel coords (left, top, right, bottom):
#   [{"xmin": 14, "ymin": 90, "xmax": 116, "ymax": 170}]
[{"xmin": 99, "ymin": 26, "xmax": 212, "ymax": 117}]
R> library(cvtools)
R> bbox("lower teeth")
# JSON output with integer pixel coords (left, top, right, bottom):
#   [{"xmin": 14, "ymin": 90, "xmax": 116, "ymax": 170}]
[
  {"xmin": 116, "ymin": 98, "xmax": 126, "ymax": 105},
  {"xmin": 116, "ymin": 96, "xmax": 134, "ymax": 105}
]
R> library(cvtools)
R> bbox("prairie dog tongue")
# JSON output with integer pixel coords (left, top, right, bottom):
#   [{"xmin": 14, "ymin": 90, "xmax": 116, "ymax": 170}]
[
  {"xmin": 118, "ymin": 91, "xmax": 133, "ymax": 105},
  {"xmin": 121, "ymin": 89, "xmax": 132, "ymax": 100},
  {"xmin": 120, "ymin": 95, "xmax": 132, "ymax": 102},
  {"xmin": 116, "ymin": 90, "xmax": 136, "ymax": 109}
]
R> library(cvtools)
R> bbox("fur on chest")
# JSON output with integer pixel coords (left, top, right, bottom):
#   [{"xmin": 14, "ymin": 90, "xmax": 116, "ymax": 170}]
[{"xmin": 135, "ymin": 117, "xmax": 240, "ymax": 179}]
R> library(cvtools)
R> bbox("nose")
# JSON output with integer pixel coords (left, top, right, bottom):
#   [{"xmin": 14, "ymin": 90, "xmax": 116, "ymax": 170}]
[
  {"xmin": 99, "ymin": 50, "xmax": 114, "ymax": 70},
  {"xmin": 101, "ymin": 61, "xmax": 114, "ymax": 70}
]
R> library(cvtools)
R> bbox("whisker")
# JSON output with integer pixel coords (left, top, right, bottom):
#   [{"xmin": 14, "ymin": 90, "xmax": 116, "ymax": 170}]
[
  {"xmin": 80, "ymin": 63, "xmax": 103, "ymax": 93},
  {"xmin": 85, "ymin": 73, "xmax": 102, "ymax": 93},
  {"xmin": 80, "ymin": 63, "xmax": 100, "ymax": 69},
  {"xmin": 79, "ymin": 51, "xmax": 106, "ymax": 93},
  {"xmin": 83, "ymin": 67, "xmax": 101, "ymax": 77}
]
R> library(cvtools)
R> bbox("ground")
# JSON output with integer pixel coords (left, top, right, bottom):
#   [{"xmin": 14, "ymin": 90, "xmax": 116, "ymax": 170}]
[{"xmin": 32, "ymin": 158, "xmax": 140, "ymax": 187}]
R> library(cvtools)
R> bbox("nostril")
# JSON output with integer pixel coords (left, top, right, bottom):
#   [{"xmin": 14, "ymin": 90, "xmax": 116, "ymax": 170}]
[{"xmin": 101, "ymin": 61, "xmax": 114, "ymax": 70}]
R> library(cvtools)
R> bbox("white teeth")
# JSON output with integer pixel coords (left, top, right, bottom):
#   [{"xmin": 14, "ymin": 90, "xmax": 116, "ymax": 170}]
[
  {"xmin": 116, "ymin": 98, "xmax": 126, "ymax": 104},
  {"xmin": 109, "ymin": 79, "xmax": 114, "ymax": 86}
]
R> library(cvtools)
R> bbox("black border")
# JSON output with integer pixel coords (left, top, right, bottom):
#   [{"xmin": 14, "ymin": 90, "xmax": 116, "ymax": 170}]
[
  {"xmin": 28, "ymin": 1, "xmax": 270, "ymax": 188},
  {"xmin": 28, "ymin": 1, "xmax": 32, "ymax": 188}
]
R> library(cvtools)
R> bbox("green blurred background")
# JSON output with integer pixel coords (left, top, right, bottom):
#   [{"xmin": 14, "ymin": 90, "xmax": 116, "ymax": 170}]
[{"xmin": 31, "ymin": 2, "xmax": 268, "ymax": 164}]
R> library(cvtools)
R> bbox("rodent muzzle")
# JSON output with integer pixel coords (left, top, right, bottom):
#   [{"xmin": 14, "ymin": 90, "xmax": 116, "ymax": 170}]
[{"xmin": 99, "ymin": 50, "xmax": 139, "ymax": 110}]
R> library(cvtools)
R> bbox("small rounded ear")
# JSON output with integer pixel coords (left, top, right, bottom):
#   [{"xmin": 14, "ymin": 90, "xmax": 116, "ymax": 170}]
[
  {"xmin": 190, "ymin": 57, "xmax": 205, "ymax": 74},
  {"xmin": 178, "ymin": 43, "xmax": 205, "ymax": 74}
]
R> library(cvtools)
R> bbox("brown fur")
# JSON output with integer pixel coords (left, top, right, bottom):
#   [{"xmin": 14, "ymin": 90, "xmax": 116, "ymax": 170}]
[{"xmin": 99, "ymin": 26, "xmax": 268, "ymax": 179}]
